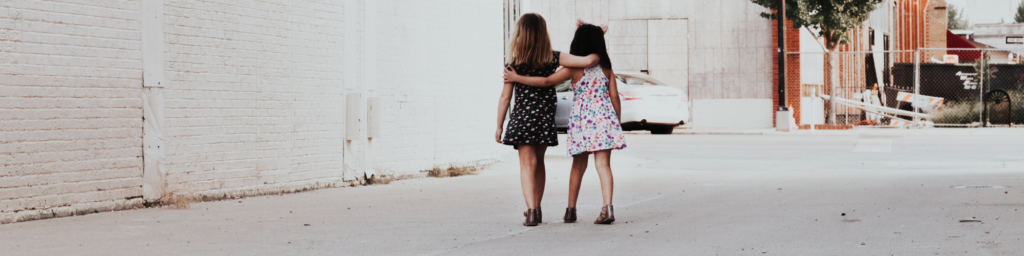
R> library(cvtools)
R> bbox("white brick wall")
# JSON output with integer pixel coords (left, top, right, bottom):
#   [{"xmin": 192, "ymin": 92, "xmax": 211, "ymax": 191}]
[
  {"xmin": 161, "ymin": 0, "xmax": 349, "ymax": 194},
  {"xmin": 1, "ymin": 0, "xmax": 145, "ymax": 221},
  {"xmin": 162, "ymin": 0, "xmax": 505, "ymax": 194},
  {"xmin": 2, "ymin": 0, "xmax": 504, "ymax": 222}
]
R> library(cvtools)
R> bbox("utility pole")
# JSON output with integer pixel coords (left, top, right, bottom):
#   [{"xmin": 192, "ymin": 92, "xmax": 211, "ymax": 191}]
[{"xmin": 776, "ymin": 0, "xmax": 791, "ymax": 131}]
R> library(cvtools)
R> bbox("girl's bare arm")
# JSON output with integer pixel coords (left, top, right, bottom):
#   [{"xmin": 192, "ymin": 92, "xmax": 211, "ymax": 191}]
[
  {"xmin": 496, "ymin": 82, "xmax": 514, "ymax": 143},
  {"xmin": 605, "ymin": 69, "xmax": 621, "ymax": 122},
  {"xmin": 504, "ymin": 67, "xmax": 572, "ymax": 87},
  {"xmin": 560, "ymin": 53, "xmax": 600, "ymax": 68}
]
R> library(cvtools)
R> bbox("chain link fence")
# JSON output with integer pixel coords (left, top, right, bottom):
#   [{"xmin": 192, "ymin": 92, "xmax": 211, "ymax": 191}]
[
  {"xmin": 920, "ymin": 48, "xmax": 1023, "ymax": 127},
  {"xmin": 788, "ymin": 50, "xmax": 915, "ymax": 129},
  {"xmin": 788, "ymin": 49, "xmax": 1023, "ymax": 129}
]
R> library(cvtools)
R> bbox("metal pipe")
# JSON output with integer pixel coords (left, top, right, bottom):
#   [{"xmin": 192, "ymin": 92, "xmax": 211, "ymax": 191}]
[
  {"xmin": 918, "ymin": 48, "xmax": 997, "ymax": 51},
  {"xmin": 820, "ymin": 94, "xmax": 933, "ymax": 120},
  {"xmin": 783, "ymin": 50, "xmax": 916, "ymax": 54}
]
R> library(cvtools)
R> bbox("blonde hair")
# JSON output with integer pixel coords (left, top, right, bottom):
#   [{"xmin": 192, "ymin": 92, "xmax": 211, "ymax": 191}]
[{"xmin": 508, "ymin": 13, "xmax": 554, "ymax": 70}]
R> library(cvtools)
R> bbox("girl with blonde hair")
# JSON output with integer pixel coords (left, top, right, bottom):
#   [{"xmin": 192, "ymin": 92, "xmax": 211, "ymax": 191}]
[{"xmin": 496, "ymin": 13, "xmax": 599, "ymax": 226}]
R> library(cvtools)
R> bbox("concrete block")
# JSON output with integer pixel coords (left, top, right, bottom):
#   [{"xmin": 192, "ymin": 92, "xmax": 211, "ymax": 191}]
[{"xmin": 692, "ymin": 99, "xmax": 774, "ymax": 129}]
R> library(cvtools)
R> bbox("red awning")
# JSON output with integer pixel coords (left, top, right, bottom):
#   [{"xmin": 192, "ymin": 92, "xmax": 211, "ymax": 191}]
[{"xmin": 947, "ymin": 30, "xmax": 981, "ymax": 62}]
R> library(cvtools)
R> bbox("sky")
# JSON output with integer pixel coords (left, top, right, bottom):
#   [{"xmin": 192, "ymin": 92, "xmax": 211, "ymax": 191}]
[{"xmin": 946, "ymin": 0, "xmax": 1019, "ymax": 26}]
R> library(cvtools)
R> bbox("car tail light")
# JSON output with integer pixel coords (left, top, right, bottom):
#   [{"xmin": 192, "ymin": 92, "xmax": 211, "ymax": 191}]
[{"xmin": 619, "ymin": 92, "xmax": 641, "ymax": 100}]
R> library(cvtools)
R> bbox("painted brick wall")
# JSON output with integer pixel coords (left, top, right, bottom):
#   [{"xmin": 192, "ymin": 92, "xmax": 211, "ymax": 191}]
[
  {"xmin": 771, "ymin": 19, "xmax": 802, "ymax": 126},
  {"xmin": 2, "ymin": 0, "xmax": 504, "ymax": 221},
  {"xmin": 161, "ymin": 0, "xmax": 349, "ymax": 195},
  {"xmin": 161, "ymin": 0, "xmax": 505, "ymax": 194},
  {"xmin": 1, "ymin": 1, "xmax": 145, "ymax": 221}
]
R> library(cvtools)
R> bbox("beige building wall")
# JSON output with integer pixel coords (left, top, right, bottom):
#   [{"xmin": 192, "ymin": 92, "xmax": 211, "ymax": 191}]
[
  {"xmin": 648, "ymin": 20, "xmax": 689, "ymax": 93},
  {"xmin": 523, "ymin": 0, "xmax": 775, "ymax": 128}
]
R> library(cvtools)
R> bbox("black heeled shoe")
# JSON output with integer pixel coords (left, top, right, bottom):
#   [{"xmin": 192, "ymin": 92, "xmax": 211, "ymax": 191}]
[
  {"xmin": 524, "ymin": 208, "xmax": 540, "ymax": 226},
  {"xmin": 523, "ymin": 207, "xmax": 542, "ymax": 224},
  {"xmin": 563, "ymin": 207, "xmax": 577, "ymax": 223}
]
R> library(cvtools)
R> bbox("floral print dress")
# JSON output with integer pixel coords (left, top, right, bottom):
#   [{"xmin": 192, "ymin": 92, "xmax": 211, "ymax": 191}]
[
  {"xmin": 567, "ymin": 65, "xmax": 627, "ymax": 156},
  {"xmin": 502, "ymin": 51, "xmax": 561, "ymax": 148}
]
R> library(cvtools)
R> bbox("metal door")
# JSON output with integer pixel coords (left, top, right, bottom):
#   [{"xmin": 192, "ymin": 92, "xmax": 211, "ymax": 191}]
[{"xmin": 647, "ymin": 19, "xmax": 689, "ymax": 101}]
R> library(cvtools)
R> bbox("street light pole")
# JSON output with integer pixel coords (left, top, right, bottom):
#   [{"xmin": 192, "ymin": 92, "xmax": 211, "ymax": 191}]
[
  {"xmin": 776, "ymin": 0, "xmax": 791, "ymax": 131},
  {"xmin": 777, "ymin": 0, "xmax": 786, "ymax": 110}
]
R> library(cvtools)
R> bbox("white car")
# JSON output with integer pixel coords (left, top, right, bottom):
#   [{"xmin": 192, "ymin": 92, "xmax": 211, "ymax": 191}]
[{"xmin": 554, "ymin": 72, "xmax": 689, "ymax": 134}]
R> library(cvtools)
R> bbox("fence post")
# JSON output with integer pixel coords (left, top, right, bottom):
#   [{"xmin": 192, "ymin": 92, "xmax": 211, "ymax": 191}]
[
  {"xmin": 914, "ymin": 51, "xmax": 921, "ymax": 127},
  {"xmin": 980, "ymin": 50, "xmax": 986, "ymax": 127}
]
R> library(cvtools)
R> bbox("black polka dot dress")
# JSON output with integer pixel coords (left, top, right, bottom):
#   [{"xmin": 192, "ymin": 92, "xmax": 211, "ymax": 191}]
[{"xmin": 503, "ymin": 51, "xmax": 561, "ymax": 148}]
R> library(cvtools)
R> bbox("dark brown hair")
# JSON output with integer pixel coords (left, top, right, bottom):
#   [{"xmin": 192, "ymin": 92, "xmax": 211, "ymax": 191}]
[{"xmin": 569, "ymin": 24, "xmax": 612, "ymax": 70}]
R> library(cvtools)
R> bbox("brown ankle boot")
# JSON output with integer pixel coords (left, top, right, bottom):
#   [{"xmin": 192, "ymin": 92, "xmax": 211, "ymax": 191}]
[
  {"xmin": 536, "ymin": 207, "xmax": 542, "ymax": 224},
  {"xmin": 524, "ymin": 208, "xmax": 539, "ymax": 226},
  {"xmin": 524, "ymin": 207, "xmax": 542, "ymax": 223},
  {"xmin": 563, "ymin": 207, "xmax": 577, "ymax": 223},
  {"xmin": 594, "ymin": 205, "xmax": 615, "ymax": 224}
]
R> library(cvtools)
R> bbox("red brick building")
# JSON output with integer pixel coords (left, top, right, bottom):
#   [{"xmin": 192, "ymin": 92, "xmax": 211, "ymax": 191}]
[{"xmin": 772, "ymin": 0, "xmax": 946, "ymax": 128}]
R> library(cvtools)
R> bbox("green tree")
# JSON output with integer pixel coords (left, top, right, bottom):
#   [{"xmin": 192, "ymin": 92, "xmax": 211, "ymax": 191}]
[
  {"xmin": 750, "ymin": 0, "xmax": 883, "ymax": 124},
  {"xmin": 948, "ymin": 4, "xmax": 970, "ymax": 29},
  {"xmin": 1017, "ymin": 1, "xmax": 1024, "ymax": 23}
]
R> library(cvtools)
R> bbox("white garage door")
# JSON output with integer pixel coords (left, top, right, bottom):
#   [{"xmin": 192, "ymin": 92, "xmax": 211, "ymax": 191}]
[
  {"xmin": 608, "ymin": 19, "xmax": 688, "ymax": 101},
  {"xmin": 648, "ymin": 19, "xmax": 688, "ymax": 100},
  {"xmin": 607, "ymin": 20, "xmax": 648, "ymax": 73}
]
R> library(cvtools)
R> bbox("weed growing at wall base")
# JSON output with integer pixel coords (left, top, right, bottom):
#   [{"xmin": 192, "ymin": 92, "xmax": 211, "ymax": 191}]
[
  {"xmin": 427, "ymin": 165, "xmax": 479, "ymax": 178},
  {"xmin": 366, "ymin": 170, "xmax": 397, "ymax": 185},
  {"xmin": 143, "ymin": 183, "xmax": 199, "ymax": 209}
]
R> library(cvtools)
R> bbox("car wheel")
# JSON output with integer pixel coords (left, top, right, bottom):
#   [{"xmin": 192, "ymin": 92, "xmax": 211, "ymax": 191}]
[{"xmin": 650, "ymin": 125, "xmax": 676, "ymax": 135}]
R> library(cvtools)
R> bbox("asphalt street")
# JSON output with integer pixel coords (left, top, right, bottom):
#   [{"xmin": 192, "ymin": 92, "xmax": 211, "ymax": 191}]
[{"xmin": 2, "ymin": 129, "xmax": 1024, "ymax": 255}]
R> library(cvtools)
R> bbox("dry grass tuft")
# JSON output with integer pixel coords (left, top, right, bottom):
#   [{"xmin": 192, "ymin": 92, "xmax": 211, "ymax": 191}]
[
  {"xmin": 366, "ymin": 170, "xmax": 396, "ymax": 185},
  {"xmin": 158, "ymin": 184, "xmax": 199, "ymax": 209},
  {"xmin": 395, "ymin": 173, "xmax": 422, "ymax": 180},
  {"xmin": 427, "ymin": 165, "xmax": 479, "ymax": 178}
]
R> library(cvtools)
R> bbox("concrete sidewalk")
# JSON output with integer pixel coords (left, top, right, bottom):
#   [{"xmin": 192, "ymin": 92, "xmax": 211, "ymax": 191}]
[
  {"xmin": 2, "ymin": 133, "xmax": 1024, "ymax": 255},
  {"xmin": 668, "ymin": 127, "xmax": 1024, "ymax": 136}
]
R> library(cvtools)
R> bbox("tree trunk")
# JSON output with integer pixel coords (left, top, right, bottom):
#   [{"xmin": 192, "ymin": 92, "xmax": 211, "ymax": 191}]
[{"xmin": 826, "ymin": 49, "xmax": 840, "ymax": 125}]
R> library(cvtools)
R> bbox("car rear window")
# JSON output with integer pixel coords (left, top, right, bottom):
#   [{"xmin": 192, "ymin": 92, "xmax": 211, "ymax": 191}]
[{"xmin": 555, "ymin": 79, "xmax": 572, "ymax": 92}]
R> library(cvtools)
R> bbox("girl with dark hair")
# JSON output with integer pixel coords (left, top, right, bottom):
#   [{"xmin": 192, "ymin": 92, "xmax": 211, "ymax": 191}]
[
  {"xmin": 504, "ymin": 23, "xmax": 626, "ymax": 225},
  {"xmin": 498, "ymin": 13, "xmax": 600, "ymax": 226}
]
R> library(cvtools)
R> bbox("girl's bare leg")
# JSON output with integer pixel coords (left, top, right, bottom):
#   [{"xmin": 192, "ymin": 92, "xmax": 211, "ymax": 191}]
[
  {"xmin": 593, "ymin": 150, "xmax": 614, "ymax": 206},
  {"xmin": 567, "ymin": 153, "xmax": 589, "ymax": 208},
  {"xmin": 532, "ymin": 145, "xmax": 548, "ymax": 207},
  {"xmin": 517, "ymin": 145, "xmax": 540, "ymax": 209}
]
